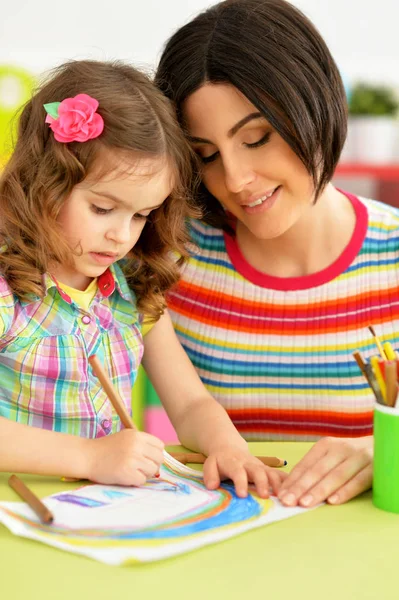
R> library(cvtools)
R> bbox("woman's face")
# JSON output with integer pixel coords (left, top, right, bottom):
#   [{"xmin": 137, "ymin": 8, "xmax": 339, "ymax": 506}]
[{"xmin": 182, "ymin": 83, "xmax": 315, "ymax": 240}]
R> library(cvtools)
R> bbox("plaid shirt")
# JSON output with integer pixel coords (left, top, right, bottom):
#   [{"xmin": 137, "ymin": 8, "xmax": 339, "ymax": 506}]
[{"xmin": 0, "ymin": 263, "xmax": 142, "ymax": 438}]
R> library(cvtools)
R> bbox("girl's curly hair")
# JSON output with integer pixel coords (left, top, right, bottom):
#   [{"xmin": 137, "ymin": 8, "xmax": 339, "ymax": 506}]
[{"xmin": 0, "ymin": 59, "xmax": 199, "ymax": 320}]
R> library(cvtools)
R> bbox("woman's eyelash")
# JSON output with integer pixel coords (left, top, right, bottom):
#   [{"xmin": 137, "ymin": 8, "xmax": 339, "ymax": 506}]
[
  {"xmin": 91, "ymin": 205, "xmax": 112, "ymax": 215},
  {"xmin": 245, "ymin": 131, "xmax": 271, "ymax": 148},
  {"xmin": 134, "ymin": 213, "xmax": 149, "ymax": 220},
  {"xmin": 198, "ymin": 131, "xmax": 272, "ymax": 164},
  {"xmin": 200, "ymin": 152, "xmax": 219, "ymax": 165}
]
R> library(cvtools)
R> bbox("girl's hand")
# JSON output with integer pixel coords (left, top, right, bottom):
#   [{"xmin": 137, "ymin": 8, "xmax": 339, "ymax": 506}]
[
  {"xmin": 203, "ymin": 447, "xmax": 288, "ymax": 498},
  {"xmin": 277, "ymin": 436, "xmax": 373, "ymax": 508},
  {"xmin": 86, "ymin": 429, "xmax": 164, "ymax": 486}
]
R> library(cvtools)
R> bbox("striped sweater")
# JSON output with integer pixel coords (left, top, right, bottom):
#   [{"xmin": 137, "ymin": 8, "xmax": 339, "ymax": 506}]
[{"xmin": 167, "ymin": 192, "xmax": 399, "ymax": 441}]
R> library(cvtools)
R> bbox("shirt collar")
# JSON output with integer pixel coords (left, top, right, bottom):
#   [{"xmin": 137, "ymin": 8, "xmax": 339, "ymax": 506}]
[{"xmin": 41, "ymin": 264, "xmax": 135, "ymax": 306}]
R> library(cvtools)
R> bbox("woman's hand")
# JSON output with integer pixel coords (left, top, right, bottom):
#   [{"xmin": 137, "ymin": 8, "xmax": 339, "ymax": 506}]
[
  {"xmin": 87, "ymin": 430, "xmax": 165, "ymax": 486},
  {"xmin": 203, "ymin": 446, "xmax": 288, "ymax": 499},
  {"xmin": 277, "ymin": 436, "xmax": 373, "ymax": 507}
]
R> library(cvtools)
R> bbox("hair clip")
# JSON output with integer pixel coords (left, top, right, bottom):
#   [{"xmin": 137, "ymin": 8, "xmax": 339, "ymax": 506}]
[{"xmin": 44, "ymin": 93, "xmax": 104, "ymax": 143}]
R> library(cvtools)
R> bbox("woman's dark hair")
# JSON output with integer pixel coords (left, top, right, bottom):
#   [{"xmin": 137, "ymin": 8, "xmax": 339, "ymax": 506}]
[{"xmin": 156, "ymin": 0, "xmax": 348, "ymax": 232}]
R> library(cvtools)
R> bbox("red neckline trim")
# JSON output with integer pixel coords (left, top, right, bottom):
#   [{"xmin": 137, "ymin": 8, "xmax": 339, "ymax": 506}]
[
  {"xmin": 52, "ymin": 268, "xmax": 115, "ymax": 302},
  {"xmin": 223, "ymin": 191, "xmax": 368, "ymax": 291}
]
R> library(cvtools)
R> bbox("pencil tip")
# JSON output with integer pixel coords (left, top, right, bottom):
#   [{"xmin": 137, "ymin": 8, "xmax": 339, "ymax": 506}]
[
  {"xmin": 283, "ymin": 460, "xmax": 288, "ymax": 466},
  {"xmin": 368, "ymin": 325, "xmax": 376, "ymax": 336}
]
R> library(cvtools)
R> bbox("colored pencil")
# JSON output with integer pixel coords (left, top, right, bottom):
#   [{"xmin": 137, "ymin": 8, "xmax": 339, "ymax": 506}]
[
  {"xmin": 353, "ymin": 350, "xmax": 367, "ymax": 378},
  {"xmin": 385, "ymin": 361, "xmax": 398, "ymax": 407},
  {"xmin": 383, "ymin": 342, "xmax": 397, "ymax": 361},
  {"xmin": 364, "ymin": 363, "xmax": 385, "ymax": 405},
  {"xmin": 175, "ymin": 452, "xmax": 286, "ymax": 467},
  {"xmin": 353, "ymin": 350, "xmax": 385, "ymax": 404},
  {"xmin": 370, "ymin": 356, "xmax": 387, "ymax": 404},
  {"xmin": 88, "ymin": 354, "xmax": 287, "ymax": 468},
  {"xmin": 8, "ymin": 474, "xmax": 53, "ymax": 524},
  {"xmin": 368, "ymin": 325, "xmax": 388, "ymax": 360}
]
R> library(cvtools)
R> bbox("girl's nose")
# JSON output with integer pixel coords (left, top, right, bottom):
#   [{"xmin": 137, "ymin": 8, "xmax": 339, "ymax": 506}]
[{"xmin": 105, "ymin": 220, "xmax": 131, "ymax": 244}]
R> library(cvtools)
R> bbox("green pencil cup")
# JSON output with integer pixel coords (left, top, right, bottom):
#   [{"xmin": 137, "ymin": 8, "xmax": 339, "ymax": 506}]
[{"xmin": 373, "ymin": 403, "xmax": 399, "ymax": 514}]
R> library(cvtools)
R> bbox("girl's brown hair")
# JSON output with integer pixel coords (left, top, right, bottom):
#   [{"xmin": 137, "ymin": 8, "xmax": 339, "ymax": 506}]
[
  {"xmin": 0, "ymin": 59, "xmax": 198, "ymax": 319},
  {"xmin": 156, "ymin": 0, "xmax": 348, "ymax": 232}
]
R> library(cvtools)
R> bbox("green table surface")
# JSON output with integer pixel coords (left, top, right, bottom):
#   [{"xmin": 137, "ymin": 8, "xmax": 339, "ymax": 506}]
[{"xmin": 0, "ymin": 442, "xmax": 397, "ymax": 600}]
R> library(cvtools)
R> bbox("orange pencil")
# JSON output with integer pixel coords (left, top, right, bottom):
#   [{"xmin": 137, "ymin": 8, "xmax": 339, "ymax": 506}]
[{"xmin": 8, "ymin": 475, "xmax": 53, "ymax": 524}]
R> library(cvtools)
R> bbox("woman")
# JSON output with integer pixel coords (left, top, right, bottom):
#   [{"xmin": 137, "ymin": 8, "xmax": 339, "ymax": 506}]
[{"xmin": 156, "ymin": 0, "xmax": 399, "ymax": 507}]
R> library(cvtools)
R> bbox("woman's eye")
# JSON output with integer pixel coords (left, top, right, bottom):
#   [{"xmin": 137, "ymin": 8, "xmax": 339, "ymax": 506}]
[
  {"xmin": 199, "ymin": 151, "xmax": 219, "ymax": 165},
  {"xmin": 245, "ymin": 131, "xmax": 271, "ymax": 148},
  {"xmin": 133, "ymin": 213, "xmax": 149, "ymax": 221},
  {"xmin": 91, "ymin": 205, "xmax": 112, "ymax": 215}
]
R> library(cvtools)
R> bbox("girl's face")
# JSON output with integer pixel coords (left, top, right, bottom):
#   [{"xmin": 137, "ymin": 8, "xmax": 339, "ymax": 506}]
[
  {"xmin": 54, "ymin": 154, "xmax": 173, "ymax": 290},
  {"xmin": 182, "ymin": 83, "xmax": 315, "ymax": 240}
]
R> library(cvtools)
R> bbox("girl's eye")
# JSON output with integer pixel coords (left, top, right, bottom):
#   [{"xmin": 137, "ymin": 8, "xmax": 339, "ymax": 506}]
[
  {"xmin": 245, "ymin": 131, "xmax": 271, "ymax": 148},
  {"xmin": 91, "ymin": 205, "xmax": 112, "ymax": 215},
  {"xmin": 133, "ymin": 213, "xmax": 150, "ymax": 221}
]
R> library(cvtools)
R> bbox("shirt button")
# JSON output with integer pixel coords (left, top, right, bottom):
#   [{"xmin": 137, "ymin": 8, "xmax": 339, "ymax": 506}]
[
  {"xmin": 102, "ymin": 419, "xmax": 112, "ymax": 433},
  {"xmin": 82, "ymin": 315, "xmax": 91, "ymax": 325}
]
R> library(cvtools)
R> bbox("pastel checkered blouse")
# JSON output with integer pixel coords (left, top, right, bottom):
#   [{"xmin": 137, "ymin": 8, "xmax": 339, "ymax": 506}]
[{"xmin": 0, "ymin": 263, "xmax": 143, "ymax": 438}]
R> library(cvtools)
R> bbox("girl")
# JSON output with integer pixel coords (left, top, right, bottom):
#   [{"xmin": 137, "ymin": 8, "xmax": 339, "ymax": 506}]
[
  {"xmin": 156, "ymin": 0, "xmax": 399, "ymax": 506},
  {"xmin": 0, "ymin": 59, "xmax": 285, "ymax": 498}
]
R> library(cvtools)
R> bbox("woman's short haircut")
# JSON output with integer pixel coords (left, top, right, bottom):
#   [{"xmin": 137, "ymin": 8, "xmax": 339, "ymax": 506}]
[{"xmin": 156, "ymin": 0, "xmax": 348, "ymax": 231}]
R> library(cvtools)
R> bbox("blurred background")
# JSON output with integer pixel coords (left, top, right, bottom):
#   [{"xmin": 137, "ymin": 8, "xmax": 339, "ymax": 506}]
[{"xmin": 2, "ymin": 0, "xmax": 399, "ymax": 440}]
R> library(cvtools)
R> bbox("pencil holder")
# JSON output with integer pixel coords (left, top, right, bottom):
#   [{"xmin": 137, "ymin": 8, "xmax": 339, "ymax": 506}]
[{"xmin": 373, "ymin": 403, "xmax": 399, "ymax": 514}]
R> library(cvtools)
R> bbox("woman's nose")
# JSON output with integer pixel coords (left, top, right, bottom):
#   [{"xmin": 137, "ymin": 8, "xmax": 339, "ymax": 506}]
[{"xmin": 223, "ymin": 157, "xmax": 256, "ymax": 194}]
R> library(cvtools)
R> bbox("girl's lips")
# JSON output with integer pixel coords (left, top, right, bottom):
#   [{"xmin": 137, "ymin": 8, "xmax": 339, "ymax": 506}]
[
  {"xmin": 89, "ymin": 252, "xmax": 118, "ymax": 266},
  {"xmin": 241, "ymin": 186, "xmax": 281, "ymax": 215}
]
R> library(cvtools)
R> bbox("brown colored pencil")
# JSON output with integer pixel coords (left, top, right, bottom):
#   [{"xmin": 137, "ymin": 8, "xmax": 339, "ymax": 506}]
[
  {"xmin": 173, "ymin": 452, "xmax": 286, "ymax": 467},
  {"xmin": 8, "ymin": 474, "xmax": 53, "ymax": 524},
  {"xmin": 88, "ymin": 354, "xmax": 287, "ymax": 468},
  {"xmin": 88, "ymin": 354, "xmax": 135, "ymax": 431},
  {"xmin": 385, "ymin": 361, "xmax": 398, "ymax": 407},
  {"xmin": 353, "ymin": 350, "xmax": 367, "ymax": 377}
]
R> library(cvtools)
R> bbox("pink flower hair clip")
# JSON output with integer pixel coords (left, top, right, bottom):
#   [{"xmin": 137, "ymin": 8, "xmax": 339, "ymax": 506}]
[{"xmin": 43, "ymin": 93, "xmax": 104, "ymax": 143}]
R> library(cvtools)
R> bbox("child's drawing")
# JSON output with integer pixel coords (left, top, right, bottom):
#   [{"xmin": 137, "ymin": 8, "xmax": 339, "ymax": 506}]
[{"xmin": 0, "ymin": 452, "xmax": 313, "ymax": 564}]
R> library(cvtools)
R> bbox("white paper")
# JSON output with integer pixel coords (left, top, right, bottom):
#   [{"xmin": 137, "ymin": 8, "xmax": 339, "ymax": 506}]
[{"xmin": 0, "ymin": 452, "xmax": 313, "ymax": 565}]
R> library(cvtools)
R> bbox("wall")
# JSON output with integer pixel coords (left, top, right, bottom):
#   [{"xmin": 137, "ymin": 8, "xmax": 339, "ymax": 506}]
[{"xmin": 1, "ymin": 0, "xmax": 398, "ymax": 86}]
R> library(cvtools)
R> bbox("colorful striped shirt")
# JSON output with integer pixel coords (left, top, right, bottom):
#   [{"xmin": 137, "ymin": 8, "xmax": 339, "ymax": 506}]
[
  {"xmin": 167, "ymin": 192, "xmax": 399, "ymax": 441},
  {"xmin": 0, "ymin": 264, "xmax": 142, "ymax": 437}
]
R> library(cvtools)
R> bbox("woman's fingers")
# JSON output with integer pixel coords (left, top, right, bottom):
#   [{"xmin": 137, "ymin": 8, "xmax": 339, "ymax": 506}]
[
  {"xmin": 278, "ymin": 437, "xmax": 373, "ymax": 507},
  {"xmin": 327, "ymin": 463, "xmax": 373, "ymax": 505},
  {"xmin": 296, "ymin": 450, "xmax": 371, "ymax": 507},
  {"xmin": 279, "ymin": 439, "xmax": 331, "ymax": 492}
]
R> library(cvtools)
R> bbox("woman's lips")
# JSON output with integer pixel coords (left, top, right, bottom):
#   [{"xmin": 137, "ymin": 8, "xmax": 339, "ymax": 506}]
[{"xmin": 241, "ymin": 186, "xmax": 281, "ymax": 214}]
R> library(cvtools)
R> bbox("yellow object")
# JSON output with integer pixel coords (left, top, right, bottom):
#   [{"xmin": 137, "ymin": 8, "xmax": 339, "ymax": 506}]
[
  {"xmin": 370, "ymin": 355, "xmax": 387, "ymax": 403},
  {"xmin": 383, "ymin": 342, "xmax": 397, "ymax": 361},
  {"xmin": 141, "ymin": 320, "xmax": 156, "ymax": 336},
  {"xmin": 0, "ymin": 65, "xmax": 35, "ymax": 163},
  {"xmin": 59, "ymin": 279, "xmax": 98, "ymax": 311}
]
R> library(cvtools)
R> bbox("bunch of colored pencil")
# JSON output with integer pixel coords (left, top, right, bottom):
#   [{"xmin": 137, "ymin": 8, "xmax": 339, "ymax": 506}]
[{"xmin": 353, "ymin": 326, "xmax": 399, "ymax": 408}]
